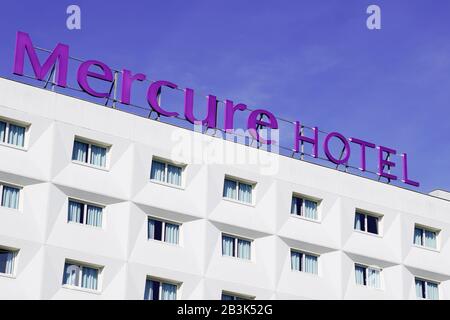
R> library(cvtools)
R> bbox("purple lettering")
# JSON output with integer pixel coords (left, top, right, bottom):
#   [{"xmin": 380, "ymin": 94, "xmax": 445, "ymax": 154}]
[
  {"xmin": 247, "ymin": 109, "xmax": 278, "ymax": 145},
  {"xmin": 121, "ymin": 69, "xmax": 146, "ymax": 105},
  {"xmin": 349, "ymin": 137, "xmax": 375, "ymax": 171},
  {"xmin": 224, "ymin": 100, "xmax": 247, "ymax": 131},
  {"xmin": 401, "ymin": 153, "xmax": 420, "ymax": 187},
  {"xmin": 378, "ymin": 146, "xmax": 397, "ymax": 180},
  {"xmin": 77, "ymin": 60, "xmax": 113, "ymax": 98},
  {"xmin": 184, "ymin": 88, "xmax": 218, "ymax": 128},
  {"xmin": 324, "ymin": 132, "xmax": 351, "ymax": 165},
  {"xmin": 294, "ymin": 122, "xmax": 318, "ymax": 158},
  {"xmin": 147, "ymin": 80, "xmax": 179, "ymax": 117}
]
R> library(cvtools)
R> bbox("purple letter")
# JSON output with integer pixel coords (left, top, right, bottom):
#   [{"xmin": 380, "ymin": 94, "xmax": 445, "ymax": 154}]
[
  {"xmin": 121, "ymin": 69, "xmax": 146, "ymax": 104},
  {"xmin": 77, "ymin": 60, "xmax": 113, "ymax": 98},
  {"xmin": 324, "ymin": 132, "xmax": 351, "ymax": 165},
  {"xmin": 401, "ymin": 153, "xmax": 419, "ymax": 187},
  {"xmin": 13, "ymin": 31, "xmax": 69, "ymax": 87},
  {"xmin": 294, "ymin": 121, "xmax": 318, "ymax": 158},
  {"xmin": 224, "ymin": 100, "xmax": 247, "ymax": 131},
  {"xmin": 378, "ymin": 146, "xmax": 397, "ymax": 180},
  {"xmin": 247, "ymin": 109, "xmax": 279, "ymax": 145},
  {"xmin": 349, "ymin": 137, "xmax": 375, "ymax": 171},
  {"xmin": 184, "ymin": 88, "xmax": 218, "ymax": 128},
  {"xmin": 147, "ymin": 80, "xmax": 179, "ymax": 117}
]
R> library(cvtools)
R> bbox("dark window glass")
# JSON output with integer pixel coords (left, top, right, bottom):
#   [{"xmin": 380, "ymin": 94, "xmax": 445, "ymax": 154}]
[
  {"xmin": 153, "ymin": 220, "xmax": 162, "ymax": 241},
  {"xmin": 367, "ymin": 215, "xmax": 379, "ymax": 234},
  {"xmin": 0, "ymin": 250, "xmax": 8, "ymax": 273},
  {"xmin": 152, "ymin": 280, "xmax": 160, "ymax": 300}
]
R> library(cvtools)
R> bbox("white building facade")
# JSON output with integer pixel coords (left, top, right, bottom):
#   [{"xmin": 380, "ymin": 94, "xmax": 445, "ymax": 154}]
[{"xmin": 0, "ymin": 77, "xmax": 449, "ymax": 300}]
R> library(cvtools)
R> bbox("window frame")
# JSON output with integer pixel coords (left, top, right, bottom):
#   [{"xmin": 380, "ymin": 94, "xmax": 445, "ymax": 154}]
[
  {"xmin": 221, "ymin": 291, "xmax": 255, "ymax": 300},
  {"xmin": 0, "ymin": 118, "xmax": 29, "ymax": 150},
  {"xmin": 145, "ymin": 277, "xmax": 180, "ymax": 300},
  {"xmin": 67, "ymin": 198, "xmax": 105, "ymax": 228},
  {"xmin": 149, "ymin": 157, "xmax": 185, "ymax": 189},
  {"xmin": 0, "ymin": 182, "xmax": 22, "ymax": 211},
  {"xmin": 290, "ymin": 193, "xmax": 321, "ymax": 222},
  {"xmin": 354, "ymin": 263, "xmax": 383, "ymax": 289},
  {"xmin": 290, "ymin": 249, "xmax": 319, "ymax": 275},
  {"xmin": 147, "ymin": 216, "xmax": 181, "ymax": 246},
  {"xmin": 72, "ymin": 137, "xmax": 110, "ymax": 170},
  {"xmin": 415, "ymin": 277, "xmax": 440, "ymax": 300},
  {"xmin": 354, "ymin": 210, "xmax": 382, "ymax": 236},
  {"xmin": 0, "ymin": 247, "xmax": 18, "ymax": 277},
  {"xmin": 221, "ymin": 233, "xmax": 253, "ymax": 261},
  {"xmin": 413, "ymin": 224, "xmax": 439, "ymax": 251},
  {"xmin": 62, "ymin": 260, "xmax": 102, "ymax": 293},
  {"xmin": 222, "ymin": 176, "xmax": 255, "ymax": 206}
]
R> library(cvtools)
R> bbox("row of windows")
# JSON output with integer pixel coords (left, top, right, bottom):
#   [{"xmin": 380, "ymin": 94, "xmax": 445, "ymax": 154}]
[{"xmin": 0, "ymin": 247, "xmax": 440, "ymax": 300}]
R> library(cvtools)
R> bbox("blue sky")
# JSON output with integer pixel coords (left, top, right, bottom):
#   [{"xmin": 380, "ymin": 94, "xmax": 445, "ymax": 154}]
[{"xmin": 0, "ymin": 0, "xmax": 449, "ymax": 193}]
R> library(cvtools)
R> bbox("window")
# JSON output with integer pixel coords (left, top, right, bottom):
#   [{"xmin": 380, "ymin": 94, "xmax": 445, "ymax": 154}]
[
  {"xmin": 354, "ymin": 211, "xmax": 380, "ymax": 235},
  {"xmin": 291, "ymin": 195, "xmax": 318, "ymax": 220},
  {"xmin": 223, "ymin": 177, "xmax": 253, "ymax": 204},
  {"xmin": 415, "ymin": 278, "xmax": 439, "ymax": 300},
  {"xmin": 0, "ymin": 249, "xmax": 17, "ymax": 276},
  {"xmin": 290, "ymin": 250, "xmax": 318, "ymax": 275},
  {"xmin": 72, "ymin": 139, "xmax": 107, "ymax": 168},
  {"xmin": 68, "ymin": 199, "xmax": 103, "ymax": 228},
  {"xmin": 0, "ymin": 120, "xmax": 26, "ymax": 148},
  {"xmin": 148, "ymin": 217, "xmax": 180, "ymax": 245},
  {"xmin": 144, "ymin": 278, "xmax": 178, "ymax": 300},
  {"xmin": 222, "ymin": 234, "xmax": 251, "ymax": 260},
  {"xmin": 150, "ymin": 159, "xmax": 183, "ymax": 187},
  {"xmin": 0, "ymin": 184, "xmax": 20, "ymax": 210},
  {"xmin": 355, "ymin": 264, "xmax": 381, "ymax": 289},
  {"xmin": 414, "ymin": 225, "xmax": 438, "ymax": 250},
  {"xmin": 63, "ymin": 261, "xmax": 100, "ymax": 291},
  {"xmin": 221, "ymin": 292, "xmax": 254, "ymax": 300}
]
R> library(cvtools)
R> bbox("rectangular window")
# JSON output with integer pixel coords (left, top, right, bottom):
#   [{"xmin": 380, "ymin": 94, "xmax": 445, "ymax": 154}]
[
  {"xmin": 148, "ymin": 217, "xmax": 180, "ymax": 245},
  {"xmin": 291, "ymin": 195, "xmax": 318, "ymax": 220},
  {"xmin": 354, "ymin": 211, "xmax": 380, "ymax": 235},
  {"xmin": 0, "ymin": 249, "xmax": 17, "ymax": 276},
  {"xmin": 290, "ymin": 250, "xmax": 318, "ymax": 275},
  {"xmin": 414, "ymin": 225, "xmax": 438, "ymax": 250},
  {"xmin": 72, "ymin": 139, "xmax": 107, "ymax": 168},
  {"xmin": 0, "ymin": 120, "xmax": 26, "ymax": 148},
  {"xmin": 222, "ymin": 234, "xmax": 251, "ymax": 260},
  {"xmin": 0, "ymin": 184, "xmax": 20, "ymax": 210},
  {"xmin": 221, "ymin": 292, "xmax": 254, "ymax": 300},
  {"xmin": 63, "ymin": 261, "xmax": 100, "ymax": 291},
  {"xmin": 150, "ymin": 159, "xmax": 183, "ymax": 187},
  {"xmin": 355, "ymin": 264, "xmax": 381, "ymax": 289},
  {"xmin": 144, "ymin": 278, "xmax": 178, "ymax": 300},
  {"xmin": 223, "ymin": 178, "xmax": 253, "ymax": 204},
  {"xmin": 68, "ymin": 199, "xmax": 103, "ymax": 227},
  {"xmin": 415, "ymin": 278, "xmax": 439, "ymax": 300}
]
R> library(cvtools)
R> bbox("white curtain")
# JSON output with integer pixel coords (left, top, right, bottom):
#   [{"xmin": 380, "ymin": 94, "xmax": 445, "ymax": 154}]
[
  {"xmin": 161, "ymin": 283, "xmax": 177, "ymax": 300},
  {"xmin": 424, "ymin": 230, "xmax": 437, "ymax": 249},
  {"xmin": 355, "ymin": 265, "xmax": 366, "ymax": 285},
  {"xmin": 223, "ymin": 179, "xmax": 237, "ymax": 200},
  {"xmin": 426, "ymin": 282, "xmax": 439, "ymax": 300},
  {"xmin": 8, "ymin": 124, "xmax": 25, "ymax": 147},
  {"xmin": 63, "ymin": 263, "xmax": 80, "ymax": 286},
  {"xmin": 2, "ymin": 186, "xmax": 20, "ymax": 209},
  {"xmin": 238, "ymin": 182, "xmax": 252, "ymax": 204},
  {"xmin": 414, "ymin": 228, "xmax": 423, "ymax": 246},
  {"xmin": 167, "ymin": 165, "xmax": 182, "ymax": 186},
  {"xmin": 87, "ymin": 205, "xmax": 103, "ymax": 227},
  {"xmin": 0, "ymin": 121, "xmax": 6, "ymax": 142},
  {"xmin": 90, "ymin": 145, "xmax": 106, "ymax": 167},
  {"xmin": 237, "ymin": 239, "xmax": 251, "ymax": 260},
  {"xmin": 148, "ymin": 219, "xmax": 156, "ymax": 240},
  {"xmin": 222, "ymin": 235, "xmax": 234, "ymax": 257},
  {"xmin": 72, "ymin": 141, "xmax": 88, "ymax": 162},
  {"xmin": 304, "ymin": 200, "xmax": 318, "ymax": 220},
  {"xmin": 151, "ymin": 160, "xmax": 166, "ymax": 182},
  {"xmin": 4, "ymin": 252, "xmax": 15, "ymax": 275},
  {"xmin": 144, "ymin": 280, "xmax": 155, "ymax": 300},
  {"xmin": 305, "ymin": 255, "xmax": 318, "ymax": 274},
  {"xmin": 81, "ymin": 266, "xmax": 98, "ymax": 290},
  {"xmin": 68, "ymin": 201, "xmax": 83, "ymax": 223},
  {"xmin": 290, "ymin": 251, "xmax": 301, "ymax": 271},
  {"xmin": 367, "ymin": 268, "xmax": 381, "ymax": 288},
  {"xmin": 354, "ymin": 213, "xmax": 364, "ymax": 231},
  {"xmin": 164, "ymin": 223, "xmax": 179, "ymax": 244},
  {"xmin": 415, "ymin": 279, "xmax": 424, "ymax": 298}
]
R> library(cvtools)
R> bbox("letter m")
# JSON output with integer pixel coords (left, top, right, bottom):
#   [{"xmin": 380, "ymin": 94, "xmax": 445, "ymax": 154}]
[{"xmin": 13, "ymin": 31, "xmax": 69, "ymax": 87}]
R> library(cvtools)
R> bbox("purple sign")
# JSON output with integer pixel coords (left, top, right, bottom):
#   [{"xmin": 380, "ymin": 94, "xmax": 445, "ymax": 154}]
[{"xmin": 12, "ymin": 31, "xmax": 420, "ymax": 187}]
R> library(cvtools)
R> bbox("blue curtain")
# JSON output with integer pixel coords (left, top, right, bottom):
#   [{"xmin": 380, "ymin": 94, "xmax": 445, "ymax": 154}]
[
  {"xmin": 414, "ymin": 227, "xmax": 423, "ymax": 246},
  {"xmin": 426, "ymin": 282, "xmax": 439, "ymax": 300},
  {"xmin": 290, "ymin": 251, "xmax": 301, "ymax": 271},
  {"xmin": 86, "ymin": 205, "xmax": 103, "ymax": 227},
  {"xmin": 144, "ymin": 280, "xmax": 160, "ymax": 300},
  {"xmin": 223, "ymin": 179, "xmax": 237, "ymax": 200},
  {"xmin": 68, "ymin": 200, "xmax": 83, "ymax": 223},
  {"xmin": 63, "ymin": 263, "xmax": 79, "ymax": 286},
  {"xmin": 305, "ymin": 255, "xmax": 318, "ymax": 274},
  {"xmin": 0, "ymin": 121, "xmax": 6, "ymax": 142},
  {"xmin": 354, "ymin": 212, "xmax": 365, "ymax": 231},
  {"xmin": 2, "ymin": 186, "xmax": 20, "ymax": 209},
  {"xmin": 290, "ymin": 197, "xmax": 302, "ymax": 215},
  {"xmin": 424, "ymin": 230, "xmax": 437, "ymax": 249},
  {"xmin": 368, "ymin": 268, "xmax": 380, "ymax": 288},
  {"xmin": 222, "ymin": 235, "xmax": 235, "ymax": 257},
  {"xmin": 72, "ymin": 141, "xmax": 88, "ymax": 162},
  {"xmin": 221, "ymin": 294, "xmax": 234, "ymax": 300},
  {"xmin": 0, "ymin": 251, "xmax": 15, "ymax": 275},
  {"xmin": 355, "ymin": 265, "xmax": 366, "ymax": 285},
  {"xmin": 238, "ymin": 183, "xmax": 252, "ymax": 204},
  {"xmin": 167, "ymin": 165, "xmax": 182, "ymax": 186},
  {"xmin": 90, "ymin": 145, "xmax": 106, "ymax": 167},
  {"xmin": 7, "ymin": 124, "xmax": 25, "ymax": 147},
  {"xmin": 151, "ymin": 160, "xmax": 166, "ymax": 182},
  {"xmin": 81, "ymin": 266, "xmax": 98, "ymax": 290},
  {"xmin": 161, "ymin": 283, "xmax": 177, "ymax": 300},
  {"xmin": 237, "ymin": 239, "xmax": 251, "ymax": 260},
  {"xmin": 304, "ymin": 200, "xmax": 318, "ymax": 220},
  {"xmin": 164, "ymin": 223, "xmax": 179, "ymax": 244},
  {"xmin": 415, "ymin": 279, "xmax": 425, "ymax": 299},
  {"xmin": 148, "ymin": 219, "xmax": 156, "ymax": 240}
]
